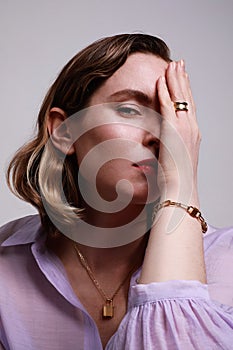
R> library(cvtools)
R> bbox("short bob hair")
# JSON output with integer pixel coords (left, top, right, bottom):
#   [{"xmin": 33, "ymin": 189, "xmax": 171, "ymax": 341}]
[{"xmin": 7, "ymin": 33, "xmax": 171, "ymax": 235}]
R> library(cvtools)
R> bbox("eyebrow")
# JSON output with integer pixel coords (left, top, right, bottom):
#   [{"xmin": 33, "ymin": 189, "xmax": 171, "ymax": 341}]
[{"xmin": 106, "ymin": 89, "xmax": 153, "ymax": 106}]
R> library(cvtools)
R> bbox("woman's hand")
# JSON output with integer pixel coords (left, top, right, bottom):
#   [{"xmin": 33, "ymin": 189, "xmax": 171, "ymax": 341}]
[{"xmin": 156, "ymin": 60, "xmax": 201, "ymax": 204}]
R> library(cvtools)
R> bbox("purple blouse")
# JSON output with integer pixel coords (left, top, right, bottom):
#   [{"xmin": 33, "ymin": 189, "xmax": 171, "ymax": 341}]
[{"xmin": 0, "ymin": 215, "xmax": 233, "ymax": 349}]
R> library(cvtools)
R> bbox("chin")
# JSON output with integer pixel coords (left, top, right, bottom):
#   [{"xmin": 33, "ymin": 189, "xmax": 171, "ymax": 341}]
[{"xmin": 130, "ymin": 184, "xmax": 160, "ymax": 205}]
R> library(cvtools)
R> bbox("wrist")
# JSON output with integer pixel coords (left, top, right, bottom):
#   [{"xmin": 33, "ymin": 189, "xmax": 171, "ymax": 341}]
[
  {"xmin": 159, "ymin": 187, "xmax": 200, "ymax": 207},
  {"xmin": 153, "ymin": 199, "xmax": 207, "ymax": 234},
  {"xmin": 157, "ymin": 167, "xmax": 199, "ymax": 204}
]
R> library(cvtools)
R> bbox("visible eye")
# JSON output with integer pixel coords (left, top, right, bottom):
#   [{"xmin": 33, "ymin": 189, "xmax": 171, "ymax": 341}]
[{"xmin": 116, "ymin": 104, "xmax": 142, "ymax": 117}]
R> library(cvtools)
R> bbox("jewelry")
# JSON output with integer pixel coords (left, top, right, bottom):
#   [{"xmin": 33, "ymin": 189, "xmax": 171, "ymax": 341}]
[
  {"xmin": 73, "ymin": 244, "xmax": 138, "ymax": 319},
  {"xmin": 153, "ymin": 199, "xmax": 208, "ymax": 233},
  {"xmin": 174, "ymin": 101, "xmax": 188, "ymax": 111}
]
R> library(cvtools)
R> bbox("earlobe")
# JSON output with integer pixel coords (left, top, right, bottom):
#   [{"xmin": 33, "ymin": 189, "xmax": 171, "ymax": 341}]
[{"xmin": 47, "ymin": 107, "xmax": 75, "ymax": 155}]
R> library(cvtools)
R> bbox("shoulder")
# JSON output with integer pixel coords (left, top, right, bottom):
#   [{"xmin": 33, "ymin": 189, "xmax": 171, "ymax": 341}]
[
  {"xmin": 0, "ymin": 215, "xmax": 43, "ymax": 292},
  {"xmin": 0, "ymin": 215, "xmax": 42, "ymax": 246},
  {"xmin": 204, "ymin": 224, "xmax": 233, "ymax": 267},
  {"xmin": 204, "ymin": 224, "xmax": 233, "ymax": 252},
  {"xmin": 204, "ymin": 225, "xmax": 233, "ymax": 306}
]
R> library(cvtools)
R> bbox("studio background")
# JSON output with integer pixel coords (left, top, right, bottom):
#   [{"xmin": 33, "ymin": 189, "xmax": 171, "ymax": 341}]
[{"xmin": 1, "ymin": 0, "xmax": 232, "ymax": 228}]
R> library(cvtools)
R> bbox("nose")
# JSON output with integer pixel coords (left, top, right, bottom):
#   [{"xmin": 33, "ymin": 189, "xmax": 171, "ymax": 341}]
[
  {"xmin": 140, "ymin": 107, "xmax": 161, "ymax": 159},
  {"xmin": 143, "ymin": 132, "xmax": 160, "ymax": 159}
]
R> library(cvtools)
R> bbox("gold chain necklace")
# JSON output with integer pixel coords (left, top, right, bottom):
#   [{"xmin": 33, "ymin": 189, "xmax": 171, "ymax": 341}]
[{"xmin": 73, "ymin": 244, "xmax": 138, "ymax": 320}]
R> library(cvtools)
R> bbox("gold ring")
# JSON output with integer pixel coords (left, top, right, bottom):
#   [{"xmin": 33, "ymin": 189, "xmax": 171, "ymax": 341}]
[{"xmin": 174, "ymin": 101, "xmax": 188, "ymax": 112}]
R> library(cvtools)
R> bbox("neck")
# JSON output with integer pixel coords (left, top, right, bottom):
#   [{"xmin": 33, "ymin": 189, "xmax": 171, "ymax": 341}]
[
  {"xmin": 75, "ymin": 233, "xmax": 148, "ymax": 273},
  {"xmin": 46, "ymin": 203, "xmax": 151, "ymax": 274},
  {"xmin": 46, "ymin": 198, "xmax": 156, "ymax": 295},
  {"xmin": 84, "ymin": 201, "xmax": 148, "ymax": 228},
  {"xmin": 46, "ymin": 229, "xmax": 149, "ymax": 285}
]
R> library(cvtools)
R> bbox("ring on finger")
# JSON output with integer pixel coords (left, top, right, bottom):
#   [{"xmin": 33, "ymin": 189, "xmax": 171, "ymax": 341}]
[{"xmin": 174, "ymin": 101, "xmax": 188, "ymax": 112}]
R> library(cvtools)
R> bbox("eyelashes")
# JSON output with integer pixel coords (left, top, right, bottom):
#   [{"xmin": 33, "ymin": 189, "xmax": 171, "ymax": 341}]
[{"xmin": 116, "ymin": 104, "xmax": 142, "ymax": 117}]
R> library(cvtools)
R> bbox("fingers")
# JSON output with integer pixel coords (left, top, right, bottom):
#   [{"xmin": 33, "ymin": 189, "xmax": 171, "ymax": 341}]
[
  {"xmin": 157, "ymin": 60, "xmax": 196, "ymax": 122},
  {"xmin": 157, "ymin": 76, "xmax": 174, "ymax": 122}
]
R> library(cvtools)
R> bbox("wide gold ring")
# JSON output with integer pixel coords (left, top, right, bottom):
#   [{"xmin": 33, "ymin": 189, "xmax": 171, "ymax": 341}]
[{"xmin": 174, "ymin": 101, "xmax": 188, "ymax": 112}]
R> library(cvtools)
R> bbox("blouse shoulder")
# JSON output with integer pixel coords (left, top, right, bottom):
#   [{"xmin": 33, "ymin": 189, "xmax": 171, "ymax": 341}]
[
  {"xmin": 204, "ymin": 225, "xmax": 233, "ymax": 307},
  {"xmin": 0, "ymin": 215, "xmax": 41, "ymax": 247}
]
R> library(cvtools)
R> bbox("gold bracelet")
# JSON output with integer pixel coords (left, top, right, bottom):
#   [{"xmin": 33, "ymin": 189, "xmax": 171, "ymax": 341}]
[{"xmin": 153, "ymin": 199, "xmax": 208, "ymax": 234}]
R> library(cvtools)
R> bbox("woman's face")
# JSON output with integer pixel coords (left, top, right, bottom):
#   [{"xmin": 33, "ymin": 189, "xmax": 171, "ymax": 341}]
[{"xmin": 73, "ymin": 53, "xmax": 168, "ymax": 206}]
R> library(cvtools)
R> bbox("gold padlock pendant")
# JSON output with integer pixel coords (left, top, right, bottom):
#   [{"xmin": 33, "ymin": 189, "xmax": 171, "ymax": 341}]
[{"xmin": 102, "ymin": 299, "xmax": 114, "ymax": 319}]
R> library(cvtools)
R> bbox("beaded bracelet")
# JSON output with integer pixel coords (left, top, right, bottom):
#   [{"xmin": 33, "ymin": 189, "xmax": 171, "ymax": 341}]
[{"xmin": 153, "ymin": 199, "xmax": 208, "ymax": 234}]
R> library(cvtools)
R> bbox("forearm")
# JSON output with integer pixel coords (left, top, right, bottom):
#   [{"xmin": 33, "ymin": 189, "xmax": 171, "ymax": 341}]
[{"xmin": 139, "ymin": 188, "xmax": 206, "ymax": 284}]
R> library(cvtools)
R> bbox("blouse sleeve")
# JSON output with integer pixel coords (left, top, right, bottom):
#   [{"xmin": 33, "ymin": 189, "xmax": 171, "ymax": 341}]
[{"xmin": 106, "ymin": 280, "xmax": 233, "ymax": 350}]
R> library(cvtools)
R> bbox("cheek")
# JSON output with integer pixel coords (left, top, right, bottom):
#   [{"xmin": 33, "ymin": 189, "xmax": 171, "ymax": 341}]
[{"xmin": 74, "ymin": 124, "xmax": 143, "ymax": 165}]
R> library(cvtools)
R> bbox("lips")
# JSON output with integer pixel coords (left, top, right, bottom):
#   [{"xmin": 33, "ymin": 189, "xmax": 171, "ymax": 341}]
[
  {"xmin": 133, "ymin": 158, "xmax": 158, "ymax": 174},
  {"xmin": 134, "ymin": 158, "xmax": 157, "ymax": 167}
]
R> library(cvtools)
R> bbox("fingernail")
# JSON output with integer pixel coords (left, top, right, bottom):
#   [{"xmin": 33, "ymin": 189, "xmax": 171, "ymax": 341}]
[
  {"xmin": 180, "ymin": 59, "xmax": 185, "ymax": 70},
  {"xmin": 170, "ymin": 61, "xmax": 176, "ymax": 69}
]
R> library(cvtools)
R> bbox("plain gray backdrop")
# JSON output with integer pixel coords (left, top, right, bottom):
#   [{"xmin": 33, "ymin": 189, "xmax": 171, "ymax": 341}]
[{"xmin": 1, "ymin": 0, "xmax": 233, "ymax": 227}]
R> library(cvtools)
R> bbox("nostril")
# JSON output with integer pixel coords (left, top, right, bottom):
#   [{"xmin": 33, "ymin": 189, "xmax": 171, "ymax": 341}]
[
  {"xmin": 148, "ymin": 139, "xmax": 160, "ymax": 159},
  {"xmin": 155, "ymin": 145, "xmax": 160, "ymax": 159}
]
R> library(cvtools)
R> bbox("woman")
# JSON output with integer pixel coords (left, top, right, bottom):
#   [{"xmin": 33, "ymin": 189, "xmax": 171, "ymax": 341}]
[{"xmin": 0, "ymin": 33, "xmax": 233, "ymax": 349}]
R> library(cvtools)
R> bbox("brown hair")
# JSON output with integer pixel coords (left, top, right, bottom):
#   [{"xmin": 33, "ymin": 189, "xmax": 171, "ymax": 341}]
[{"xmin": 7, "ymin": 33, "xmax": 171, "ymax": 234}]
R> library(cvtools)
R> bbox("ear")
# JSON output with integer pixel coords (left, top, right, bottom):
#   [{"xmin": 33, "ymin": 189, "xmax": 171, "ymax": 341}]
[{"xmin": 47, "ymin": 107, "xmax": 75, "ymax": 155}]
